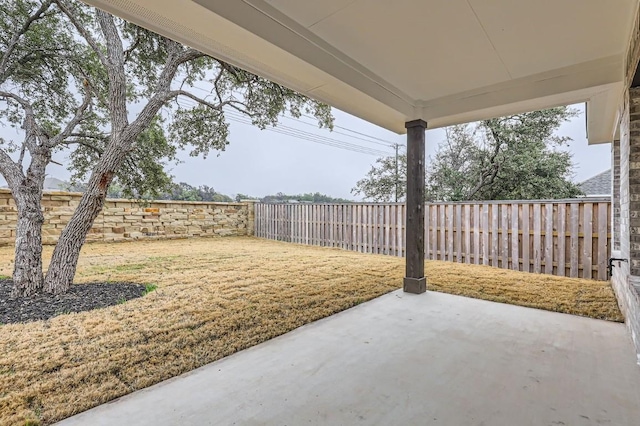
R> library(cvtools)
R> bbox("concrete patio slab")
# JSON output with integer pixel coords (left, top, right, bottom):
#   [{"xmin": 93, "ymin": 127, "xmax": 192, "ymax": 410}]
[{"xmin": 57, "ymin": 290, "xmax": 640, "ymax": 426}]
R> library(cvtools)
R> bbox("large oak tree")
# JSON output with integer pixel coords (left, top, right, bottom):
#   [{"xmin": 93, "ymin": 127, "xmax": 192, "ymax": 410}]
[{"xmin": 0, "ymin": 0, "xmax": 332, "ymax": 296}]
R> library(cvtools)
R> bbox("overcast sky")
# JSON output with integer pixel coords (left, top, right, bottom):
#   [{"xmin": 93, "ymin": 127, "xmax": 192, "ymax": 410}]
[
  {"xmin": 1, "ymin": 102, "xmax": 611, "ymax": 200},
  {"xmin": 154, "ymin": 102, "xmax": 611, "ymax": 199}
]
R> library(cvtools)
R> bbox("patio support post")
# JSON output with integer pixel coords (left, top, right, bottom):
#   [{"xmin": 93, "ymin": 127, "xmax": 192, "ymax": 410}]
[{"xmin": 404, "ymin": 119, "xmax": 427, "ymax": 294}]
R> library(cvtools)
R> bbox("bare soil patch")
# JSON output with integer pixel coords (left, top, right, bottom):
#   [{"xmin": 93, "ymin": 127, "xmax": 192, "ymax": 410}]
[{"xmin": 0, "ymin": 237, "xmax": 622, "ymax": 425}]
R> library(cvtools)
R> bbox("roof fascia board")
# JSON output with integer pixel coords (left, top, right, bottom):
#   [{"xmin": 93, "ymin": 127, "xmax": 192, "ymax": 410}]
[{"xmin": 419, "ymin": 55, "xmax": 623, "ymax": 122}]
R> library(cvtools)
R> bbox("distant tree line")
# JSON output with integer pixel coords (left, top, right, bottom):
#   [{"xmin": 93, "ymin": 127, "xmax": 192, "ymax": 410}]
[
  {"xmin": 64, "ymin": 182, "xmax": 350, "ymax": 204},
  {"xmin": 158, "ymin": 183, "xmax": 233, "ymax": 202},
  {"xmin": 64, "ymin": 181, "xmax": 233, "ymax": 202},
  {"xmin": 235, "ymin": 192, "xmax": 352, "ymax": 203}
]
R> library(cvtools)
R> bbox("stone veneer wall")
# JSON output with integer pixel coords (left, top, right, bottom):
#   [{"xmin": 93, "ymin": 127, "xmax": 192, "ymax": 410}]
[{"xmin": 0, "ymin": 189, "xmax": 255, "ymax": 245}]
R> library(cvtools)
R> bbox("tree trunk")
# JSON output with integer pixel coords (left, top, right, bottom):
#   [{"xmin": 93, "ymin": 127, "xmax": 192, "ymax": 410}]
[
  {"xmin": 43, "ymin": 152, "xmax": 121, "ymax": 294},
  {"xmin": 43, "ymin": 174, "xmax": 113, "ymax": 293},
  {"xmin": 11, "ymin": 190, "xmax": 45, "ymax": 296}
]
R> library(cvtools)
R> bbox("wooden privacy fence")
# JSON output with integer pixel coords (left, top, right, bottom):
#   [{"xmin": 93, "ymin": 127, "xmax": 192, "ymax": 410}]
[{"xmin": 254, "ymin": 198, "xmax": 611, "ymax": 280}]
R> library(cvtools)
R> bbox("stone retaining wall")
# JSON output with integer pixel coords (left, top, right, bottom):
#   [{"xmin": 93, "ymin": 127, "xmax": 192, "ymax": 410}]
[{"xmin": 0, "ymin": 189, "xmax": 255, "ymax": 245}]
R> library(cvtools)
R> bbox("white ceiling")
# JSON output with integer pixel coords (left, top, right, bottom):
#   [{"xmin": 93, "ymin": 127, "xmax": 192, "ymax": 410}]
[{"xmin": 83, "ymin": 0, "xmax": 638, "ymax": 144}]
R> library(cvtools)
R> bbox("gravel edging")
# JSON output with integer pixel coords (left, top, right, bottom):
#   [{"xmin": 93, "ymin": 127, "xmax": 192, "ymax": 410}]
[{"xmin": 0, "ymin": 280, "xmax": 146, "ymax": 324}]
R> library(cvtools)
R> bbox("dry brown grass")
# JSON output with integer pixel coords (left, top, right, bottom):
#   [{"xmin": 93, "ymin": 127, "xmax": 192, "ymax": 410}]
[
  {"xmin": 0, "ymin": 237, "xmax": 622, "ymax": 425},
  {"xmin": 425, "ymin": 260, "xmax": 623, "ymax": 322}
]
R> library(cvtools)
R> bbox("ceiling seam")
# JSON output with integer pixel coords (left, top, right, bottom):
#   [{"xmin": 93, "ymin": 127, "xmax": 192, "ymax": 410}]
[
  {"xmin": 465, "ymin": 0, "xmax": 513, "ymax": 80},
  {"xmin": 307, "ymin": 0, "xmax": 361, "ymax": 29}
]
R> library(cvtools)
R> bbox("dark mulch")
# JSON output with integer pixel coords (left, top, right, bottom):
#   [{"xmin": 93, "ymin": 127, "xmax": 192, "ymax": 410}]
[{"xmin": 0, "ymin": 279, "xmax": 146, "ymax": 324}]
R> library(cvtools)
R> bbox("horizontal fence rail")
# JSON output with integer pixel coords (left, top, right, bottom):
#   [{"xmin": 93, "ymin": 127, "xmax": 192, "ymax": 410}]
[{"xmin": 254, "ymin": 198, "xmax": 611, "ymax": 280}]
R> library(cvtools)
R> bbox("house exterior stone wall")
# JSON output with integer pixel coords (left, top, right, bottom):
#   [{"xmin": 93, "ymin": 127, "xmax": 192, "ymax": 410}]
[
  {"xmin": 612, "ymin": 88, "xmax": 640, "ymax": 361},
  {"xmin": 613, "ymin": 140, "xmax": 621, "ymax": 251},
  {"xmin": 0, "ymin": 189, "xmax": 254, "ymax": 246},
  {"xmin": 610, "ymin": 2, "xmax": 640, "ymax": 361}
]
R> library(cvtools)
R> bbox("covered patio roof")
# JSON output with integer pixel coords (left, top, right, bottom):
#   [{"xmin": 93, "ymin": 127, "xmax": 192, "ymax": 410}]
[{"xmin": 84, "ymin": 0, "xmax": 636, "ymax": 144}]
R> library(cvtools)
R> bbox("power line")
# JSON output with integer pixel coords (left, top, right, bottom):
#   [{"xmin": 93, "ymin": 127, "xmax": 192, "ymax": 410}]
[
  {"xmin": 188, "ymin": 84, "xmax": 401, "ymax": 148},
  {"xmin": 174, "ymin": 98, "xmax": 393, "ymax": 157},
  {"xmin": 223, "ymin": 110, "xmax": 393, "ymax": 154},
  {"xmin": 280, "ymin": 115, "xmax": 395, "ymax": 148},
  {"xmin": 300, "ymin": 113, "xmax": 405, "ymax": 147},
  {"xmin": 226, "ymin": 115, "xmax": 392, "ymax": 156},
  {"xmin": 175, "ymin": 97, "xmax": 392, "ymax": 155}
]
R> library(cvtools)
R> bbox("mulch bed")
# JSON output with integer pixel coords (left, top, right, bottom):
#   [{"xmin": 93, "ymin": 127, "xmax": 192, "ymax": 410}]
[{"xmin": 0, "ymin": 279, "xmax": 146, "ymax": 324}]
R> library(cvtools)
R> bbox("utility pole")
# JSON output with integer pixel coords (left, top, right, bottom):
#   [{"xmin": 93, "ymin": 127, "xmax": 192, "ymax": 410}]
[{"xmin": 394, "ymin": 143, "xmax": 399, "ymax": 202}]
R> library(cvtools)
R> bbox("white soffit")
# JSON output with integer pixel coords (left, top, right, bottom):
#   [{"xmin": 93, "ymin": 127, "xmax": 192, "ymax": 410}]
[{"xmin": 82, "ymin": 0, "xmax": 637, "ymax": 144}]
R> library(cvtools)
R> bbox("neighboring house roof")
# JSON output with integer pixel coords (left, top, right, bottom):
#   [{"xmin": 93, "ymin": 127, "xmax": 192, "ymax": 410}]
[{"xmin": 579, "ymin": 169, "xmax": 611, "ymax": 196}]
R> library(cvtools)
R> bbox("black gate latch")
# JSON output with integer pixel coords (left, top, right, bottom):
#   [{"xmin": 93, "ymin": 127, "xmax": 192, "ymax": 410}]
[{"xmin": 608, "ymin": 258, "xmax": 628, "ymax": 279}]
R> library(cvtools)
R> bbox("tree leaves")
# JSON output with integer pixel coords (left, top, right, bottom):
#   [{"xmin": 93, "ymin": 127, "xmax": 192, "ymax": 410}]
[
  {"xmin": 169, "ymin": 106, "xmax": 229, "ymax": 158},
  {"xmin": 352, "ymin": 153, "xmax": 407, "ymax": 202}
]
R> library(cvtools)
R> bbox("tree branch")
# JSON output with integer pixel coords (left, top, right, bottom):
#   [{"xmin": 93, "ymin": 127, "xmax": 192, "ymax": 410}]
[
  {"xmin": 123, "ymin": 27, "xmax": 142, "ymax": 63},
  {"xmin": 123, "ymin": 47, "xmax": 206, "ymax": 143},
  {"xmin": 0, "ymin": 90, "xmax": 39, "ymax": 152},
  {"xmin": 0, "ymin": 0, "xmax": 55, "ymax": 79},
  {"xmin": 97, "ymin": 10, "xmax": 128, "ymax": 133},
  {"xmin": 48, "ymin": 92, "xmax": 93, "ymax": 147},
  {"xmin": 54, "ymin": 0, "xmax": 108, "ymax": 68},
  {"xmin": 18, "ymin": 142, "xmax": 26, "ymax": 167},
  {"xmin": 62, "ymin": 139, "xmax": 104, "ymax": 155},
  {"xmin": 69, "ymin": 132, "xmax": 109, "ymax": 141},
  {"xmin": 0, "ymin": 90, "xmax": 33, "ymax": 111},
  {"xmin": 0, "ymin": 149, "xmax": 24, "ymax": 189},
  {"xmin": 465, "ymin": 124, "xmax": 505, "ymax": 199},
  {"xmin": 214, "ymin": 59, "xmax": 241, "ymax": 81},
  {"xmin": 165, "ymin": 90, "xmax": 223, "ymax": 110}
]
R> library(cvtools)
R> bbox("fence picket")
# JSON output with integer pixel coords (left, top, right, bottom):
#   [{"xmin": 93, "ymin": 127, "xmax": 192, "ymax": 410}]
[
  {"xmin": 491, "ymin": 205, "xmax": 499, "ymax": 267},
  {"xmin": 545, "ymin": 203, "xmax": 554, "ymax": 274},
  {"xmin": 511, "ymin": 203, "xmax": 519, "ymax": 270},
  {"xmin": 448, "ymin": 204, "xmax": 455, "ymax": 262},
  {"xmin": 384, "ymin": 205, "xmax": 390, "ymax": 254},
  {"xmin": 533, "ymin": 204, "xmax": 542, "ymax": 273},
  {"xmin": 456, "ymin": 205, "xmax": 462, "ymax": 262},
  {"xmin": 557, "ymin": 204, "xmax": 566, "ymax": 276},
  {"xmin": 502, "ymin": 204, "xmax": 509, "ymax": 269},
  {"xmin": 370, "ymin": 205, "xmax": 375, "ymax": 253},
  {"xmin": 473, "ymin": 204, "xmax": 480, "ymax": 265},
  {"xmin": 583, "ymin": 203, "xmax": 593, "ymax": 279},
  {"xmin": 438, "ymin": 204, "xmax": 447, "ymax": 260},
  {"xmin": 522, "ymin": 205, "xmax": 530, "ymax": 273},
  {"xmin": 431, "ymin": 205, "xmax": 438, "ymax": 261},
  {"xmin": 424, "ymin": 205, "xmax": 430, "ymax": 259},
  {"xmin": 570, "ymin": 203, "xmax": 579, "ymax": 277},
  {"xmin": 398, "ymin": 204, "xmax": 404, "ymax": 257},
  {"xmin": 464, "ymin": 205, "xmax": 471, "ymax": 264},
  {"xmin": 597, "ymin": 202, "xmax": 609, "ymax": 280},
  {"xmin": 482, "ymin": 204, "xmax": 489, "ymax": 265}
]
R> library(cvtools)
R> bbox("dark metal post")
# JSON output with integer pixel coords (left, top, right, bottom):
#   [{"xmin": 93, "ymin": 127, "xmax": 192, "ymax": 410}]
[{"xmin": 404, "ymin": 119, "xmax": 427, "ymax": 294}]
